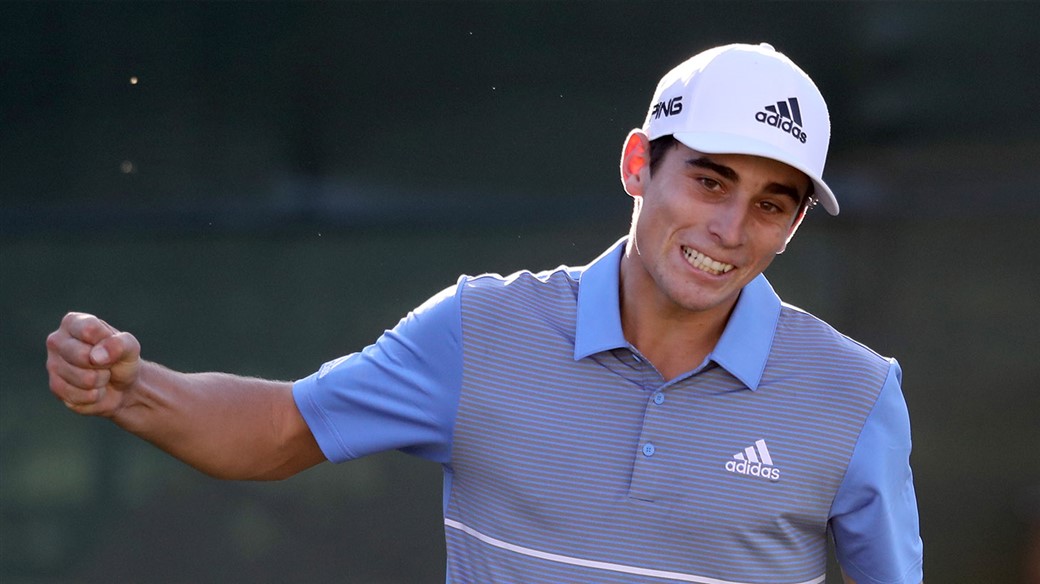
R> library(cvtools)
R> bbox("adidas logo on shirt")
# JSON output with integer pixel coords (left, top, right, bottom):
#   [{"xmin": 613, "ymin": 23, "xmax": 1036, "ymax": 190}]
[
  {"xmin": 754, "ymin": 97, "xmax": 807, "ymax": 144},
  {"xmin": 724, "ymin": 439, "xmax": 781, "ymax": 482}
]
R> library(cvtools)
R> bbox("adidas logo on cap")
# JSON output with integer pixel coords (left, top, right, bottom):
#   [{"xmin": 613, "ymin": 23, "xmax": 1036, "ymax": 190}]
[
  {"xmin": 724, "ymin": 439, "xmax": 781, "ymax": 482},
  {"xmin": 755, "ymin": 97, "xmax": 808, "ymax": 144}
]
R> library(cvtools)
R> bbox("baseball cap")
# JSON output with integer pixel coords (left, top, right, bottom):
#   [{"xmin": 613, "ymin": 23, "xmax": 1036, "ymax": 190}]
[{"xmin": 643, "ymin": 43, "xmax": 838, "ymax": 215}]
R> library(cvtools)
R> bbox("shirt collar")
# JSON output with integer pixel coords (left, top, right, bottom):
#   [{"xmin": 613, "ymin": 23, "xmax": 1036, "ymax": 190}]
[
  {"xmin": 710, "ymin": 273, "xmax": 781, "ymax": 391},
  {"xmin": 574, "ymin": 237, "xmax": 781, "ymax": 391},
  {"xmin": 574, "ymin": 238, "xmax": 629, "ymax": 360}
]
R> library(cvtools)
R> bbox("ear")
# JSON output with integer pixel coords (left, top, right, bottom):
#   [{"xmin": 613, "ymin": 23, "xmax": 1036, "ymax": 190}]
[{"xmin": 619, "ymin": 129, "xmax": 651, "ymax": 198}]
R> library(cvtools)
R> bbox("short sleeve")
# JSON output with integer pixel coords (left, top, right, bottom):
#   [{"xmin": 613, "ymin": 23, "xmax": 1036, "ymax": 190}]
[
  {"xmin": 292, "ymin": 282, "xmax": 464, "ymax": 465},
  {"xmin": 830, "ymin": 359, "xmax": 924, "ymax": 583}
]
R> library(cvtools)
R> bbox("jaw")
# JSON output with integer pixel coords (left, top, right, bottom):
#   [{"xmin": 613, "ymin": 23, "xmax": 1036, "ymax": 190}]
[
  {"xmin": 635, "ymin": 246, "xmax": 742, "ymax": 314},
  {"xmin": 623, "ymin": 229, "xmax": 770, "ymax": 318},
  {"xmin": 620, "ymin": 242, "xmax": 754, "ymax": 342}
]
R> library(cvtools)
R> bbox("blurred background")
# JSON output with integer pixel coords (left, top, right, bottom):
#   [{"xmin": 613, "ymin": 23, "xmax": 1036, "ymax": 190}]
[{"xmin": 2, "ymin": 1, "xmax": 1038, "ymax": 582}]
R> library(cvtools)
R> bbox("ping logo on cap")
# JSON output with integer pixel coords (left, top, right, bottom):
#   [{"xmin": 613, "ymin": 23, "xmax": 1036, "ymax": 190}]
[
  {"xmin": 755, "ymin": 97, "xmax": 807, "ymax": 143},
  {"xmin": 651, "ymin": 95, "xmax": 683, "ymax": 119}
]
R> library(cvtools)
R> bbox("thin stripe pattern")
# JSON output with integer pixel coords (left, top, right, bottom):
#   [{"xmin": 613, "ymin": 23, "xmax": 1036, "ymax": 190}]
[
  {"xmin": 444, "ymin": 518, "xmax": 825, "ymax": 584},
  {"xmin": 446, "ymin": 268, "xmax": 889, "ymax": 583}
]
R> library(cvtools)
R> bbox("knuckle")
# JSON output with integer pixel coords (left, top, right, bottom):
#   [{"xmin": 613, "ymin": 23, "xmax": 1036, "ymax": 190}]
[
  {"xmin": 115, "ymin": 332, "xmax": 140, "ymax": 354},
  {"xmin": 45, "ymin": 360, "xmax": 64, "ymax": 381},
  {"xmin": 94, "ymin": 370, "xmax": 112, "ymax": 388},
  {"xmin": 81, "ymin": 368, "xmax": 100, "ymax": 388},
  {"xmin": 50, "ymin": 337, "xmax": 86, "ymax": 366},
  {"xmin": 81, "ymin": 320, "xmax": 101, "ymax": 337},
  {"xmin": 64, "ymin": 312, "xmax": 107, "ymax": 341},
  {"xmin": 62, "ymin": 312, "xmax": 86, "ymax": 327},
  {"xmin": 46, "ymin": 329, "xmax": 74, "ymax": 353}
]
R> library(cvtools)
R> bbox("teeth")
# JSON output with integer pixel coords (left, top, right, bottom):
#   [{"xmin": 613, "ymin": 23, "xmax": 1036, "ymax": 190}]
[{"xmin": 682, "ymin": 246, "xmax": 735, "ymax": 275}]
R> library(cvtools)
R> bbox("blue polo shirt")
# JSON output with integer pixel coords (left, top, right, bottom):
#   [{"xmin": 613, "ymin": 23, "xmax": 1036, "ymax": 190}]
[{"xmin": 294, "ymin": 238, "xmax": 923, "ymax": 584}]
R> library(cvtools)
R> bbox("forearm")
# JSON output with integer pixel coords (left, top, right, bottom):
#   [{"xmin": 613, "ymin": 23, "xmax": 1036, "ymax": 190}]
[{"xmin": 113, "ymin": 361, "xmax": 324, "ymax": 480}]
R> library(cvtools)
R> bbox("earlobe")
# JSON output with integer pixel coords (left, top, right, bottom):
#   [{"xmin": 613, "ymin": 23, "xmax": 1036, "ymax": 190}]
[{"xmin": 620, "ymin": 129, "xmax": 650, "ymax": 198}]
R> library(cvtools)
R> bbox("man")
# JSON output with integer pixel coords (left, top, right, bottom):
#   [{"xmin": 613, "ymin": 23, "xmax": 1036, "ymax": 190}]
[{"xmin": 46, "ymin": 43, "xmax": 923, "ymax": 583}]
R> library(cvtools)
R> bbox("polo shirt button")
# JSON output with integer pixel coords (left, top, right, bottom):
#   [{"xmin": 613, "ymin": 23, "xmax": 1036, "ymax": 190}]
[
  {"xmin": 652, "ymin": 392, "xmax": 665, "ymax": 405},
  {"xmin": 642, "ymin": 442, "xmax": 656, "ymax": 457}
]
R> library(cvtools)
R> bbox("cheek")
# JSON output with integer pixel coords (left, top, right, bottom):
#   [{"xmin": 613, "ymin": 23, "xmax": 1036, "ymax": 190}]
[
  {"xmin": 748, "ymin": 223, "xmax": 793, "ymax": 259},
  {"xmin": 643, "ymin": 184, "xmax": 701, "ymax": 226},
  {"xmin": 764, "ymin": 235, "xmax": 791, "ymax": 259},
  {"xmin": 634, "ymin": 191, "xmax": 673, "ymax": 231}
]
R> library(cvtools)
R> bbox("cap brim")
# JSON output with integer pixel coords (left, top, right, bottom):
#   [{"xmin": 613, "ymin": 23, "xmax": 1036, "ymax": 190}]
[{"xmin": 672, "ymin": 131, "xmax": 839, "ymax": 215}]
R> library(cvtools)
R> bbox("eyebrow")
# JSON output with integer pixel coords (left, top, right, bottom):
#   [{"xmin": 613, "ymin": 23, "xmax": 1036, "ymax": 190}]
[{"xmin": 686, "ymin": 156, "xmax": 805, "ymax": 204}]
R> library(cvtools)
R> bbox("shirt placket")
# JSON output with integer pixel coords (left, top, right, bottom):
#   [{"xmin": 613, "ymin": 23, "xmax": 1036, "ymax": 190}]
[{"xmin": 625, "ymin": 349, "xmax": 671, "ymax": 502}]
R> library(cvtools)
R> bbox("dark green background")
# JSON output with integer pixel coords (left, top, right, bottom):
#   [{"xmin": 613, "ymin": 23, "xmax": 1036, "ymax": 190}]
[{"xmin": 2, "ymin": 2, "xmax": 1039, "ymax": 582}]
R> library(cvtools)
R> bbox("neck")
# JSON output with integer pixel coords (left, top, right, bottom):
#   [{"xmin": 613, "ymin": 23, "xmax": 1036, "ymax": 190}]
[{"xmin": 618, "ymin": 255, "xmax": 736, "ymax": 381}]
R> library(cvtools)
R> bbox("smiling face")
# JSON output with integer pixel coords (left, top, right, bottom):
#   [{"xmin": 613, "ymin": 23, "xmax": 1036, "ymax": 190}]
[{"xmin": 620, "ymin": 131, "xmax": 811, "ymax": 325}]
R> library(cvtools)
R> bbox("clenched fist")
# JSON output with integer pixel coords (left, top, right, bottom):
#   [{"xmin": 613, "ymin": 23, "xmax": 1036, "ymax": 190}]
[{"xmin": 46, "ymin": 312, "xmax": 142, "ymax": 417}]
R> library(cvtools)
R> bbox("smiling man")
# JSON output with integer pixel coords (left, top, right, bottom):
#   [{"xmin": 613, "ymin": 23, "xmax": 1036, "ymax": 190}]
[
  {"xmin": 619, "ymin": 141, "xmax": 814, "ymax": 380},
  {"xmin": 47, "ymin": 43, "xmax": 923, "ymax": 583}
]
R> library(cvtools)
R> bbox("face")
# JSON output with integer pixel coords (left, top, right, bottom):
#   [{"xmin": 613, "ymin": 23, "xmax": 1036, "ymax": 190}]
[{"xmin": 620, "ymin": 132, "xmax": 810, "ymax": 321}]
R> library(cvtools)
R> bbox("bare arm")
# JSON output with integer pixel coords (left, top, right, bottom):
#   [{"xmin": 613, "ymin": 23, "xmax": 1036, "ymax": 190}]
[{"xmin": 46, "ymin": 312, "xmax": 326, "ymax": 480}]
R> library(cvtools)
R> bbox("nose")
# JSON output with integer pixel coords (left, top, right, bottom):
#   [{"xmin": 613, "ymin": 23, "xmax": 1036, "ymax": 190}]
[{"xmin": 708, "ymin": 200, "xmax": 748, "ymax": 248}]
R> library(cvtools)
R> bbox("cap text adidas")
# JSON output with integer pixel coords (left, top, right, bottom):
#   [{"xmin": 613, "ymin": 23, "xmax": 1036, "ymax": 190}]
[{"xmin": 755, "ymin": 97, "xmax": 807, "ymax": 144}]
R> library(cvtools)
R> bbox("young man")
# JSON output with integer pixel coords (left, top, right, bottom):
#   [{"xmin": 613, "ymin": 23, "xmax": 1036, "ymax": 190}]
[{"xmin": 46, "ymin": 43, "xmax": 923, "ymax": 583}]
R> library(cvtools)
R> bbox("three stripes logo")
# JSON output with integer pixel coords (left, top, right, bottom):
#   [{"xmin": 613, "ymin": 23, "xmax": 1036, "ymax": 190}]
[
  {"xmin": 724, "ymin": 439, "xmax": 781, "ymax": 482},
  {"xmin": 754, "ymin": 97, "xmax": 808, "ymax": 144}
]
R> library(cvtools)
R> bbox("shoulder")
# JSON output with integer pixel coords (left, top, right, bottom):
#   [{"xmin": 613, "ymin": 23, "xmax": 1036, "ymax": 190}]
[
  {"xmin": 774, "ymin": 302, "xmax": 894, "ymax": 384},
  {"xmin": 459, "ymin": 265, "xmax": 582, "ymax": 306},
  {"xmin": 454, "ymin": 266, "xmax": 584, "ymax": 340}
]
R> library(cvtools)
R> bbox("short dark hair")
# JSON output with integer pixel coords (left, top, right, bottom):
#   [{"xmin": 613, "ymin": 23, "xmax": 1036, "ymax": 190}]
[
  {"xmin": 648, "ymin": 135, "xmax": 679, "ymax": 175},
  {"xmin": 647, "ymin": 134, "xmax": 816, "ymax": 216}
]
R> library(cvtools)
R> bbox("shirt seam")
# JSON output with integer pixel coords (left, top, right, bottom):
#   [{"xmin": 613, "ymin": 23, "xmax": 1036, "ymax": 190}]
[{"xmin": 826, "ymin": 361, "xmax": 891, "ymax": 518}]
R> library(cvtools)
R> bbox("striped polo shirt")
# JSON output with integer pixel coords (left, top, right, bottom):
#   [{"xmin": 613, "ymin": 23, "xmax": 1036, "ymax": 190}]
[{"xmin": 294, "ymin": 238, "xmax": 923, "ymax": 584}]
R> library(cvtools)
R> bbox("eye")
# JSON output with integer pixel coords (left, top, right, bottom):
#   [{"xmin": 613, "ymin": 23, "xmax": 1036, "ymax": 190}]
[
  {"xmin": 697, "ymin": 177, "xmax": 723, "ymax": 191},
  {"xmin": 757, "ymin": 200, "xmax": 788, "ymax": 215}
]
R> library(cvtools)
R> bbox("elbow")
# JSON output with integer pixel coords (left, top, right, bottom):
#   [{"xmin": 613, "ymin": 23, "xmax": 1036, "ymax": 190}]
[
  {"xmin": 187, "ymin": 457, "xmax": 304, "ymax": 482},
  {"xmin": 238, "ymin": 443, "xmax": 327, "ymax": 482},
  {"xmin": 194, "ymin": 465, "xmax": 297, "ymax": 482}
]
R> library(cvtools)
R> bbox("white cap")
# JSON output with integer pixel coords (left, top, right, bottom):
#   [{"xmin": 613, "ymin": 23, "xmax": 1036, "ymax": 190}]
[{"xmin": 643, "ymin": 43, "xmax": 838, "ymax": 215}]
